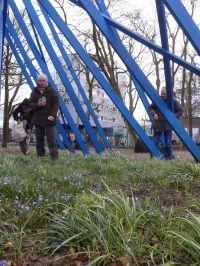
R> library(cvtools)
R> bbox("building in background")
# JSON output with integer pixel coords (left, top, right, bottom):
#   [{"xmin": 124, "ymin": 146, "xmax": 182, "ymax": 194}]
[{"xmin": 54, "ymin": 56, "xmax": 129, "ymax": 147}]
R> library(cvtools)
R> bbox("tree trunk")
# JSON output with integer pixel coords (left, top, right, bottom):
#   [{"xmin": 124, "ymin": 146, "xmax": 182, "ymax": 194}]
[
  {"xmin": 2, "ymin": 43, "xmax": 10, "ymax": 147},
  {"xmin": 187, "ymin": 73, "xmax": 193, "ymax": 138}
]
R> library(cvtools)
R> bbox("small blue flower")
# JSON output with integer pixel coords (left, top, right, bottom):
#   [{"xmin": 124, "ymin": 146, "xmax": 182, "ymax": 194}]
[{"xmin": 0, "ymin": 259, "xmax": 7, "ymax": 266}]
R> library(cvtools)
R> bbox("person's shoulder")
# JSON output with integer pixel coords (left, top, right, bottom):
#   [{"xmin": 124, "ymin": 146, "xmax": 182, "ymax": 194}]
[
  {"xmin": 50, "ymin": 86, "xmax": 59, "ymax": 96},
  {"xmin": 14, "ymin": 102, "xmax": 23, "ymax": 110},
  {"xmin": 47, "ymin": 85, "xmax": 56, "ymax": 92},
  {"xmin": 30, "ymin": 87, "xmax": 38, "ymax": 94},
  {"xmin": 13, "ymin": 104, "xmax": 20, "ymax": 113},
  {"xmin": 173, "ymin": 98, "xmax": 181, "ymax": 106},
  {"xmin": 22, "ymin": 98, "xmax": 30, "ymax": 105}
]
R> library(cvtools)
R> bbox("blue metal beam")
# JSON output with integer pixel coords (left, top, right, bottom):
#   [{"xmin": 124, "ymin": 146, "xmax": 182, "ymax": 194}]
[
  {"xmin": 27, "ymin": 13, "xmax": 46, "ymax": 62},
  {"xmin": 5, "ymin": 31, "xmax": 35, "ymax": 91},
  {"xmin": 0, "ymin": 0, "xmax": 8, "ymax": 88},
  {"xmin": 164, "ymin": 0, "xmax": 200, "ymax": 55},
  {"xmin": 155, "ymin": 0, "xmax": 173, "ymax": 109},
  {"xmin": 70, "ymin": 0, "xmax": 200, "ymax": 162},
  {"xmin": 102, "ymin": 15, "xmax": 200, "ymax": 76}
]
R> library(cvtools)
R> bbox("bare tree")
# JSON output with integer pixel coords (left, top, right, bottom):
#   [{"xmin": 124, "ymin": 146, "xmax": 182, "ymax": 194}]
[
  {"xmin": 1, "ymin": 41, "xmax": 24, "ymax": 147},
  {"xmin": 1, "ymin": 8, "xmax": 28, "ymax": 147},
  {"xmin": 167, "ymin": 0, "xmax": 200, "ymax": 138}
]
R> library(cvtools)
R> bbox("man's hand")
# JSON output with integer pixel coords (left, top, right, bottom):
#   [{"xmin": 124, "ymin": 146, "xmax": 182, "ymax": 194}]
[
  {"xmin": 38, "ymin": 98, "xmax": 46, "ymax": 107},
  {"xmin": 48, "ymin": 116, "xmax": 54, "ymax": 121}
]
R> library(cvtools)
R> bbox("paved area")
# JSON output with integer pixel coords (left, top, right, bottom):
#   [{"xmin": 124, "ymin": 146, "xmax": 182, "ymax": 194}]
[
  {"xmin": 112, "ymin": 147, "xmax": 196, "ymax": 161},
  {"xmin": 3, "ymin": 144, "xmax": 198, "ymax": 162}
]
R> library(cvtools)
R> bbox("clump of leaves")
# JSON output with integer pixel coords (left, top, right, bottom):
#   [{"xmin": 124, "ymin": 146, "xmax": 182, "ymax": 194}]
[
  {"xmin": 169, "ymin": 212, "xmax": 200, "ymax": 264},
  {"xmin": 47, "ymin": 185, "xmax": 187, "ymax": 265}
]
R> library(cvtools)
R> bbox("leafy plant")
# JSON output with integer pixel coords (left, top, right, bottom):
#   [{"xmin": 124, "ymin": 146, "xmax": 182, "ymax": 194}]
[{"xmin": 169, "ymin": 212, "xmax": 200, "ymax": 264}]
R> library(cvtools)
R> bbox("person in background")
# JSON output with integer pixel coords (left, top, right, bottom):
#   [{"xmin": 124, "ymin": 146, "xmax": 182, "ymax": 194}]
[
  {"xmin": 69, "ymin": 132, "xmax": 76, "ymax": 153},
  {"xmin": 149, "ymin": 87, "xmax": 183, "ymax": 159},
  {"xmin": 12, "ymin": 98, "xmax": 33, "ymax": 155},
  {"xmin": 195, "ymin": 129, "xmax": 200, "ymax": 147},
  {"xmin": 29, "ymin": 73, "xmax": 59, "ymax": 161}
]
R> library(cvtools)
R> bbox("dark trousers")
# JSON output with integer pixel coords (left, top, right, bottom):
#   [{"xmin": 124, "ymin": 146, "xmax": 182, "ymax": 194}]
[
  {"xmin": 19, "ymin": 137, "xmax": 28, "ymax": 155},
  {"xmin": 153, "ymin": 130, "xmax": 173, "ymax": 159},
  {"xmin": 35, "ymin": 125, "xmax": 58, "ymax": 160}
]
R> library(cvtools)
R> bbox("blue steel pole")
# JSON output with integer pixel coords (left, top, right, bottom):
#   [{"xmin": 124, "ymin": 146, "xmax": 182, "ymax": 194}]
[
  {"xmin": 164, "ymin": 0, "xmax": 200, "ymax": 55},
  {"xmin": 155, "ymin": 0, "xmax": 173, "ymax": 109},
  {"xmin": 0, "ymin": 0, "xmax": 8, "ymax": 88},
  {"xmin": 102, "ymin": 15, "xmax": 200, "ymax": 76}
]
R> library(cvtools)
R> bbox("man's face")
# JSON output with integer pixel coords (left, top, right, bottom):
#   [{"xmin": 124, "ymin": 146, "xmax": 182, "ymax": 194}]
[
  {"xmin": 38, "ymin": 78, "xmax": 48, "ymax": 88},
  {"xmin": 161, "ymin": 91, "xmax": 167, "ymax": 100}
]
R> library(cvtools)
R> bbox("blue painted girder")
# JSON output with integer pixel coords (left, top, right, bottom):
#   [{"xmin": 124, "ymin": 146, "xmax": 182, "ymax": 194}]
[
  {"xmin": 163, "ymin": 0, "xmax": 200, "ymax": 55},
  {"xmin": 5, "ymin": 31, "xmax": 35, "ymax": 90},
  {"xmin": 103, "ymin": 16, "xmax": 200, "ymax": 76},
  {"xmin": 97, "ymin": 0, "xmax": 160, "ymax": 150},
  {"xmin": 0, "ymin": 0, "xmax": 8, "ymax": 87},
  {"xmin": 72, "ymin": 0, "xmax": 200, "ymax": 162},
  {"xmin": 155, "ymin": 0, "xmax": 173, "ymax": 109}
]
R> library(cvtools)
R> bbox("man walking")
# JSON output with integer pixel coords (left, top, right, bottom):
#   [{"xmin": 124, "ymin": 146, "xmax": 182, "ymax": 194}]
[
  {"xmin": 149, "ymin": 87, "xmax": 183, "ymax": 159},
  {"xmin": 29, "ymin": 73, "xmax": 59, "ymax": 161}
]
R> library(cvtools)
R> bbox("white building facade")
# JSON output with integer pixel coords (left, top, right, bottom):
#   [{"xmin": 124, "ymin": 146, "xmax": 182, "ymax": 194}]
[{"xmin": 54, "ymin": 56, "xmax": 127, "ymax": 144}]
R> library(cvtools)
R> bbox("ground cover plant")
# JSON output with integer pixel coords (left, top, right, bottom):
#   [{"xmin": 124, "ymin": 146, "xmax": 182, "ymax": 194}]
[{"xmin": 0, "ymin": 148, "xmax": 200, "ymax": 265}]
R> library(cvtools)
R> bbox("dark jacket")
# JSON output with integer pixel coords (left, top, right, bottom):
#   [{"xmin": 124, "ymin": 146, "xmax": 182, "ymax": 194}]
[
  {"xmin": 149, "ymin": 98, "xmax": 183, "ymax": 132},
  {"xmin": 29, "ymin": 85, "xmax": 59, "ymax": 127},
  {"xmin": 13, "ymin": 98, "xmax": 33, "ymax": 130}
]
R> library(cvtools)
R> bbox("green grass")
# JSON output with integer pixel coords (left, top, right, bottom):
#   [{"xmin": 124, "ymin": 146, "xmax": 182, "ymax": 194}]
[{"xmin": 0, "ymin": 149, "xmax": 200, "ymax": 265}]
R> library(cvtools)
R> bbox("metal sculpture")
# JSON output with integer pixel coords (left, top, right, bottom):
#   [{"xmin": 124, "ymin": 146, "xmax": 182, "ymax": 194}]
[{"xmin": 0, "ymin": 0, "xmax": 200, "ymax": 161}]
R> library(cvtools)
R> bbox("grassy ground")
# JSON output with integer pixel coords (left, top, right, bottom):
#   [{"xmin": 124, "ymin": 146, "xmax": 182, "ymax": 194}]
[{"xmin": 0, "ymin": 147, "xmax": 200, "ymax": 265}]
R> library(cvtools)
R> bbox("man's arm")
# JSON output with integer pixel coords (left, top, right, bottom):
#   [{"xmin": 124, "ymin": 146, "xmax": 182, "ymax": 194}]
[
  {"xmin": 50, "ymin": 89, "xmax": 59, "ymax": 118},
  {"xmin": 29, "ymin": 91, "xmax": 41, "ymax": 110},
  {"xmin": 174, "ymin": 100, "xmax": 183, "ymax": 118}
]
